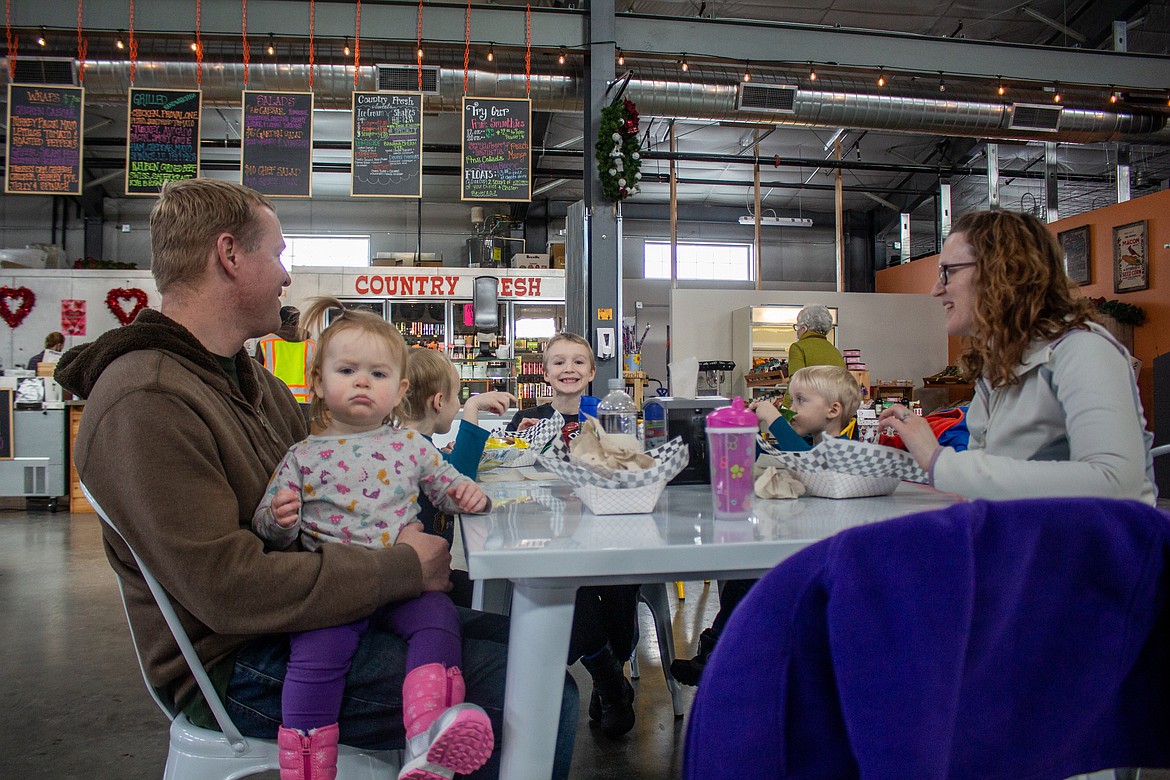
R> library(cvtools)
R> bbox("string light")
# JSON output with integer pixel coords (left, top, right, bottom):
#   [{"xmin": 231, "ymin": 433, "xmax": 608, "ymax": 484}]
[
  {"xmin": 1109, "ymin": 87, "xmax": 1118, "ymax": 104},
  {"xmin": 267, "ymin": 33, "xmax": 275, "ymax": 56},
  {"xmin": 343, "ymin": 37, "xmax": 350, "ymax": 56},
  {"xmin": 808, "ymin": 63, "xmax": 817, "ymax": 81},
  {"xmin": 1053, "ymin": 83, "xmax": 1061, "ymax": 103},
  {"xmin": 997, "ymin": 77, "xmax": 1005, "ymax": 96},
  {"xmin": 743, "ymin": 61, "xmax": 751, "ymax": 82},
  {"xmin": 938, "ymin": 74, "xmax": 946, "ymax": 93},
  {"xmin": 115, "ymin": 32, "xmax": 125, "ymax": 50},
  {"xmin": 557, "ymin": 46, "xmax": 565, "ymax": 65},
  {"xmin": 416, "ymin": 43, "xmax": 424, "ymax": 59},
  {"xmin": 486, "ymin": 43, "xmax": 494, "ymax": 62},
  {"xmin": 616, "ymin": 48, "xmax": 624, "ymax": 66},
  {"xmin": 37, "ymin": 27, "xmax": 46, "ymax": 46},
  {"xmin": 876, "ymin": 68, "xmax": 885, "ymax": 87},
  {"xmin": 679, "ymin": 53, "xmax": 688, "ymax": 72},
  {"xmin": 190, "ymin": 37, "xmax": 198, "ymax": 52}
]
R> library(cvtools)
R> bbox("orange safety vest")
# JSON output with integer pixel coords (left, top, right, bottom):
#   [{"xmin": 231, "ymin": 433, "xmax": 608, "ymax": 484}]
[{"xmin": 257, "ymin": 336, "xmax": 316, "ymax": 402}]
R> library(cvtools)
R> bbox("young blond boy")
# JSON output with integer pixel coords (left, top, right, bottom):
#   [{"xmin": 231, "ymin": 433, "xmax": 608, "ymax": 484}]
[
  {"xmin": 505, "ymin": 331, "xmax": 596, "ymax": 443},
  {"xmin": 671, "ymin": 365, "xmax": 864, "ymax": 687}
]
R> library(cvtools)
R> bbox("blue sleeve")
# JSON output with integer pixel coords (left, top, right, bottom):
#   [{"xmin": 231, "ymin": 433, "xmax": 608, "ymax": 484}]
[
  {"xmin": 765, "ymin": 416, "xmax": 814, "ymax": 452},
  {"xmin": 444, "ymin": 420, "xmax": 490, "ymax": 480}
]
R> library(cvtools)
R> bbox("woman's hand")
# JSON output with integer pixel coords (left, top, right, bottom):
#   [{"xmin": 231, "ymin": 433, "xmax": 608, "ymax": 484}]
[
  {"xmin": 462, "ymin": 391, "xmax": 517, "ymax": 427},
  {"xmin": 395, "ymin": 524, "xmax": 453, "ymax": 593},
  {"xmin": 877, "ymin": 404, "xmax": 941, "ymax": 471}
]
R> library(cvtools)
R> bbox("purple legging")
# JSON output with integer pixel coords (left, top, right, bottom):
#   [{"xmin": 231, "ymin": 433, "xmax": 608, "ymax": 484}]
[{"xmin": 282, "ymin": 590, "xmax": 461, "ymax": 732}]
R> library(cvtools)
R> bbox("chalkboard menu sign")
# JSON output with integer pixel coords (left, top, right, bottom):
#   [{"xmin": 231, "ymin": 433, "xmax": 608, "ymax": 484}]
[
  {"xmin": 5, "ymin": 84, "xmax": 84, "ymax": 195},
  {"xmin": 461, "ymin": 97, "xmax": 531, "ymax": 202},
  {"xmin": 126, "ymin": 87, "xmax": 202, "ymax": 196},
  {"xmin": 351, "ymin": 92, "xmax": 423, "ymax": 198},
  {"xmin": 242, "ymin": 90, "xmax": 313, "ymax": 198}
]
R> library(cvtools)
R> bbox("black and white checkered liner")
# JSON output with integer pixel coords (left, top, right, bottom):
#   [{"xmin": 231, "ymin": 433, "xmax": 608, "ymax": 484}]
[
  {"xmin": 757, "ymin": 435, "xmax": 928, "ymax": 484},
  {"xmin": 480, "ymin": 414, "xmax": 565, "ymax": 470},
  {"xmin": 538, "ymin": 436, "xmax": 690, "ymax": 488}
]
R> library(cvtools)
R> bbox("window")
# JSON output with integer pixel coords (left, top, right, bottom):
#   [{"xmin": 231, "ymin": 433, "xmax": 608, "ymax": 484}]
[
  {"xmin": 643, "ymin": 241, "xmax": 754, "ymax": 281},
  {"xmin": 281, "ymin": 235, "xmax": 371, "ymax": 270}
]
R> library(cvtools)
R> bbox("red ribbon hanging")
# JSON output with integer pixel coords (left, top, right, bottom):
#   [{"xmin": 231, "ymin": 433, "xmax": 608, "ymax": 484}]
[
  {"xmin": 353, "ymin": 0, "xmax": 361, "ymax": 88},
  {"xmin": 462, "ymin": 0, "xmax": 470, "ymax": 94},
  {"xmin": 195, "ymin": 0, "xmax": 203, "ymax": 87},
  {"xmin": 128, "ymin": 0, "xmax": 138, "ymax": 85},
  {"xmin": 525, "ymin": 5, "xmax": 531, "ymax": 96},
  {"xmin": 308, "ymin": 0, "xmax": 315, "ymax": 90},
  {"xmin": 5, "ymin": 0, "xmax": 17, "ymax": 81},
  {"xmin": 241, "ymin": 0, "xmax": 249, "ymax": 88},
  {"xmin": 77, "ymin": 0, "xmax": 87, "ymax": 83},
  {"xmin": 416, "ymin": 0, "xmax": 424, "ymax": 91}
]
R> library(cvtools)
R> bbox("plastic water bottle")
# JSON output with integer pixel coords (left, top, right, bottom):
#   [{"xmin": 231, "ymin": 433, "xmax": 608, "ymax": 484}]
[{"xmin": 597, "ymin": 377, "xmax": 642, "ymax": 449}]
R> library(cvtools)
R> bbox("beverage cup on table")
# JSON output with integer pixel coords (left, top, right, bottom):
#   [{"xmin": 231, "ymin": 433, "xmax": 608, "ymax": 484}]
[{"xmin": 706, "ymin": 396, "xmax": 758, "ymax": 515}]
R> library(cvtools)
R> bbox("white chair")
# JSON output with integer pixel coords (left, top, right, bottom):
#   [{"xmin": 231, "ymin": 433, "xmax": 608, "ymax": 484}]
[
  {"xmin": 629, "ymin": 583, "xmax": 684, "ymax": 717},
  {"xmin": 82, "ymin": 483, "xmax": 401, "ymax": 780}
]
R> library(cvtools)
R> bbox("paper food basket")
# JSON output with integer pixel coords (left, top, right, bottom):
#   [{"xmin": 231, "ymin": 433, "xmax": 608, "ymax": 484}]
[
  {"xmin": 479, "ymin": 414, "xmax": 564, "ymax": 472},
  {"xmin": 538, "ymin": 436, "xmax": 690, "ymax": 515},
  {"xmin": 757, "ymin": 436, "xmax": 928, "ymax": 499}
]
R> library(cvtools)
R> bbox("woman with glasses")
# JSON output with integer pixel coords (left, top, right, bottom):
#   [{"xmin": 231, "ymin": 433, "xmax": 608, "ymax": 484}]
[{"xmin": 880, "ymin": 209, "xmax": 1155, "ymax": 504}]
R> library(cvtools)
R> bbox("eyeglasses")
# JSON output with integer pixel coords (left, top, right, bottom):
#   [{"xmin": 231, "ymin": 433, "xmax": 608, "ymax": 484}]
[
  {"xmin": 938, "ymin": 262, "xmax": 977, "ymax": 286},
  {"xmin": 791, "ymin": 324, "xmax": 803, "ymax": 332}
]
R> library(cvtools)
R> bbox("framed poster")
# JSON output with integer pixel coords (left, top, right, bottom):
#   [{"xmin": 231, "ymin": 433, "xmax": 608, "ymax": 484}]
[
  {"xmin": 1058, "ymin": 225, "xmax": 1091, "ymax": 286},
  {"xmin": 1112, "ymin": 220, "xmax": 1149, "ymax": 293}
]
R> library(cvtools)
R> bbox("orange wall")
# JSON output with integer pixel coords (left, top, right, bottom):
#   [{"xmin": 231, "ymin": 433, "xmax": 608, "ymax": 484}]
[{"xmin": 876, "ymin": 188, "xmax": 1170, "ymax": 425}]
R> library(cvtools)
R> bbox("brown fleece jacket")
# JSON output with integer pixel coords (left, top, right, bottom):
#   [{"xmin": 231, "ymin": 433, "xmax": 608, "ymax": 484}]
[{"xmin": 56, "ymin": 309, "xmax": 425, "ymax": 703}]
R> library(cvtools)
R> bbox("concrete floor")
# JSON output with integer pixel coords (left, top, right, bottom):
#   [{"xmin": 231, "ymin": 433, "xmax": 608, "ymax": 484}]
[{"xmin": 3, "ymin": 506, "xmax": 1168, "ymax": 780}]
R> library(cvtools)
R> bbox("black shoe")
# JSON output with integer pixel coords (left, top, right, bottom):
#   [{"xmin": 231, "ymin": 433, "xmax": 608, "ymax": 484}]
[
  {"xmin": 592, "ymin": 677, "xmax": 636, "ymax": 739},
  {"xmin": 668, "ymin": 628, "xmax": 718, "ymax": 687}
]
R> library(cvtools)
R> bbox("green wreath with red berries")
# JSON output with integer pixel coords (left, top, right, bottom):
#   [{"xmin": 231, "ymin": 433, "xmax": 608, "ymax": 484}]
[{"xmin": 594, "ymin": 97, "xmax": 643, "ymax": 201}]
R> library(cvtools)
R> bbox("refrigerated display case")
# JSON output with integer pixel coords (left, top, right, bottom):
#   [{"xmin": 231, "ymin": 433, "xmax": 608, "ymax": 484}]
[{"xmin": 731, "ymin": 305, "xmax": 838, "ymax": 399}]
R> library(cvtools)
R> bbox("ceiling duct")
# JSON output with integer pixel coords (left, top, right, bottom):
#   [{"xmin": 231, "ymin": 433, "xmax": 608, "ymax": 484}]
[
  {"xmin": 737, "ymin": 83, "xmax": 798, "ymax": 114},
  {"xmin": 12, "ymin": 57, "xmax": 77, "ymax": 85},
  {"xmin": 1008, "ymin": 103, "xmax": 1064, "ymax": 132},
  {"xmin": 378, "ymin": 64, "xmax": 440, "ymax": 96},
  {"xmin": 40, "ymin": 49, "xmax": 1170, "ymax": 145}
]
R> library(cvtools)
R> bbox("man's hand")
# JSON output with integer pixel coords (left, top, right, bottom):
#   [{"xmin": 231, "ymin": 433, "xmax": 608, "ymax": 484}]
[
  {"xmin": 395, "ymin": 524, "xmax": 453, "ymax": 593},
  {"xmin": 448, "ymin": 479, "xmax": 489, "ymax": 513},
  {"xmin": 271, "ymin": 487, "xmax": 301, "ymax": 528}
]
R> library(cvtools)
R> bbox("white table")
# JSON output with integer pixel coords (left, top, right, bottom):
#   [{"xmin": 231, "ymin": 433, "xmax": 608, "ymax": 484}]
[{"xmin": 460, "ymin": 481, "xmax": 960, "ymax": 780}]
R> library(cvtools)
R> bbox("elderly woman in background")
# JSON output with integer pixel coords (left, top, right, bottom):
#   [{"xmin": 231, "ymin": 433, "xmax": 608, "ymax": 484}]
[
  {"xmin": 880, "ymin": 209, "xmax": 1155, "ymax": 503},
  {"xmin": 787, "ymin": 304, "xmax": 846, "ymax": 375}
]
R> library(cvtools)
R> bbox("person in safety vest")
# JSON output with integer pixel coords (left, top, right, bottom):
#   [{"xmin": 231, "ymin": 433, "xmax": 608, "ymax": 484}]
[{"xmin": 254, "ymin": 305, "xmax": 316, "ymax": 403}]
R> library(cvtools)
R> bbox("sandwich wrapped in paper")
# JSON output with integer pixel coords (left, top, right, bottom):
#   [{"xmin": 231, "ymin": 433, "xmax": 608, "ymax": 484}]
[
  {"xmin": 756, "ymin": 435, "xmax": 928, "ymax": 499},
  {"xmin": 539, "ymin": 418, "xmax": 689, "ymax": 514},
  {"xmin": 479, "ymin": 413, "xmax": 563, "ymax": 471}
]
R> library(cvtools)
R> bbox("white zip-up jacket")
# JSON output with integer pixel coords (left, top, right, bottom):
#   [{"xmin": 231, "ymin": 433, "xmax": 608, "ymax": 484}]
[{"xmin": 931, "ymin": 322, "xmax": 1156, "ymax": 504}]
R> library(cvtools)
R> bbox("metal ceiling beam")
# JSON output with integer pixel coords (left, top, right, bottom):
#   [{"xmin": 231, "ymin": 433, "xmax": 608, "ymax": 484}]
[{"xmin": 25, "ymin": 0, "xmax": 1170, "ymax": 91}]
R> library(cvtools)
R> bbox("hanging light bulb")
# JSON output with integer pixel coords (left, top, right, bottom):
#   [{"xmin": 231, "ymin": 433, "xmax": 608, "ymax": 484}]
[
  {"xmin": 617, "ymin": 48, "xmax": 624, "ymax": 66},
  {"xmin": 1109, "ymin": 87, "xmax": 1119, "ymax": 104},
  {"xmin": 115, "ymin": 32, "xmax": 125, "ymax": 50},
  {"xmin": 557, "ymin": 46, "xmax": 566, "ymax": 65},
  {"xmin": 679, "ymin": 54, "xmax": 689, "ymax": 72},
  {"xmin": 190, "ymin": 38, "xmax": 198, "ymax": 52},
  {"xmin": 997, "ymin": 77, "xmax": 1005, "ymax": 96},
  {"xmin": 487, "ymin": 43, "xmax": 495, "ymax": 62},
  {"xmin": 876, "ymin": 68, "xmax": 885, "ymax": 87},
  {"xmin": 1053, "ymin": 83, "xmax": 1062, "ymax": 103},
  {"xmin": 938, "ymin": 76, "xmax": 946, "ymax": 93},
  {"xmin": 743, "ymin": 61, "xmax": 751, "ymax": 82},
  {"xmin": 808, "ymin": 63, "xmax": 817, "ymax": 81},
  {"xmin": 343, "ymin": 37, "xmax": 351, "ymax": 56},
  {"xmin": 267, "ymin": 34, "xmax": 275, "ymax": 56},
  {"xmin": 37, "ymin": 27, "xmax": 46, "ymax": 47},
  {"xmin": 416, "ymin": 44, "xmax": 424, "ymax": 60}
]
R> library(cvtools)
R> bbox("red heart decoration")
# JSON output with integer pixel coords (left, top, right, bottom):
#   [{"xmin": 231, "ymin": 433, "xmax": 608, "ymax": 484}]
[
  {"xmin": 106, "ymin": 287, "xmax": 149, "ymax": 326},
  {"xmin": 0, "ymin": 286, "xmax": 36, "ymax": 328}
]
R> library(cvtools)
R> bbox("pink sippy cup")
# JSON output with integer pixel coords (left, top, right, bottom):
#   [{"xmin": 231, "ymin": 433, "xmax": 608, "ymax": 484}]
[{"xmin": 706, "ymin": 397, "xmax": 758, "ymax": 515}]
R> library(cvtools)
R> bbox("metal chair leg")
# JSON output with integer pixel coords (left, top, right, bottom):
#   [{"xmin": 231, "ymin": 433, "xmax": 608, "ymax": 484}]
[{"xmin": 638, "ymin": 583, "xmax": 684, "ymax": 718}]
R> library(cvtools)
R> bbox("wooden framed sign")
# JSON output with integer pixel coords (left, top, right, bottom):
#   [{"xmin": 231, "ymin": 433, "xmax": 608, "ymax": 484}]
[
  {"xmin": 351, "ymin": 92, "xmax": 423, "ymax": 198},
  {"xmin": 5, "ymin": 84, "xmax": 84, "ymax": 195},
  {"xmin": 1113, "ymin": 220, "xmax": 1149, "ymax": 293},
  {"xmin": 1057, "ymin": 225, "xmax": 1091, "ymax": 286},
  {"xmin": 461, "ymin": 97, "xmax": 531, "ymax": 202},
  {"xmin": 242, "ymin": 90, "xmax": 313, "ymax": 197},
  {"xmin": 126, "ymin": 87, "xmax": 201, "ymax": 195}
]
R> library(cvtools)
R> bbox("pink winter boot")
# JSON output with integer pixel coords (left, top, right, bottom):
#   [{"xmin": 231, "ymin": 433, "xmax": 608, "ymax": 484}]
[
  {"xmin": 399, "ymin": 663, "xmax": 494, "ymax": 780},
  {"xmin": 277, "ymin": 723, "xmax": 339, "ymax": 780}
]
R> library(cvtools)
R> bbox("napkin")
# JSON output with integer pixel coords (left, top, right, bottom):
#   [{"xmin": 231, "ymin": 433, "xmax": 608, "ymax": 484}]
[
  {"xmin": 670, "ymin": 356, "xmax": 699, "ymax": 399},
  {"xmin": 570, "ymin": 417, "xmax": 655, "ymax": 471},
  {"xmin": 753, "ymin": 466, "xmax": 805, "ymax": 499}
]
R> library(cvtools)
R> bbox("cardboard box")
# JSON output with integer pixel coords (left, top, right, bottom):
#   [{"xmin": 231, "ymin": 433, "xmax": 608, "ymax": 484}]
[{"xmin": 512, "ymin": 253, "xmax": 549, "ymax": 268}]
